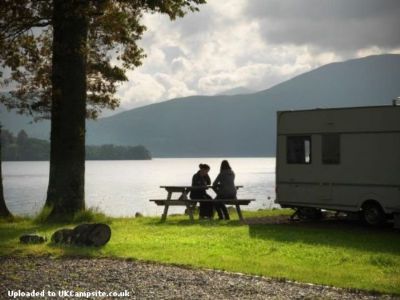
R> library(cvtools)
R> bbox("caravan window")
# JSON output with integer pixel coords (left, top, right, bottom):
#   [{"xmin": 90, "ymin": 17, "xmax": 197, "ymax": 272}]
[
  {"xmin": 322, "ymin": 134, "xmax": 340, "ymax": 164},
  {"xmin": 287, "ymin": 136, "xmax": 311, "ymax": 164}
]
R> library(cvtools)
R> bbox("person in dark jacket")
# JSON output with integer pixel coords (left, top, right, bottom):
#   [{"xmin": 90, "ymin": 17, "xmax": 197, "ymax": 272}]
[
  {"xmin": 190, "ymin": 164, "xmax": 214, "ymax": 219},
  {"xmin": 213, "ymin": 160, "xmax": 236, "ymax": 220}
]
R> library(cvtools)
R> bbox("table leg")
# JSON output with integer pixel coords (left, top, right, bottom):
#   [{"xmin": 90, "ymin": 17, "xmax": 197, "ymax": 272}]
[
  {"xmin": 161, "ymin": 191, "xmax": 172, "ymax": 221},
  {"xmin": 179, "ymin": 189, "xmax": 189, "ymax": 200},
  {"xmin": 182, "ymin": 189, "xmax": 194, "ymax": 222},
  {"xmin": 161, "ymin": 204, "xmax": 170, "ymax": 221},
  {"xmin": 186, "ymin": 203, "xmax": 194, "ymax": 222},
  {"xmin": 235, "ymin": 204, "xmax": 244, "ymax": 221}
]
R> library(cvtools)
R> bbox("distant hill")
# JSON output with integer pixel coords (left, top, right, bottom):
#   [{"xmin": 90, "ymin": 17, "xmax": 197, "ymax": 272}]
[
  {"xmin": 1, "ymin": 54, "xmax": 400, "ymax": 157},
  {"xmin": 217, "ymin": 86, "xmax": 254, "ymax": 96}
]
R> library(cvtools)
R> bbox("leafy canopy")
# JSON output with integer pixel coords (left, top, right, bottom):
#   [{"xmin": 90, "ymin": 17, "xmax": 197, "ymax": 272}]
[{"xmin": 0, "ymin": 0, "xmax": 206, "ymax": 119}]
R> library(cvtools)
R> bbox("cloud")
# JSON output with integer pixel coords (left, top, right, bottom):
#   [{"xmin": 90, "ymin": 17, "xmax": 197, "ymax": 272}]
[
  {"xmin": 245, "ymin": 0, "xmax": 400, "ymax": 51},
  {"xmin": 117, "ymin": 72, "xmax": 166, "ymax": 106},
  {"xmin": 154, "ymin": 73, "xmax": 197, "ymax": 99},
  {"xmin": 110, "ymin": 0, "xmax": 400, "ymax": 112}
]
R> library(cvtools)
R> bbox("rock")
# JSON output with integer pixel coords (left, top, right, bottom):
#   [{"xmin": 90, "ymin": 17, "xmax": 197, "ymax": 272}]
[
  {"xmin": 85, "ymin": 223, "xmax": 111, "ymax": 246},
  {"xmin": 72, "ymin": 224, "xmax": 94, "ymax": 245},
  {"xmin": 51, "ymin": 229, "xmax": 74, "ymax": 244},
  {"xmin": 73, "ymin": 223, "xmax": 111, "ymax": 246},
  {"xmin": 135, "ymin": 212, "xmax": 143, "ymax": 218},
  {"xmin": 51, "ymin": 223, "xmax": 111, "ymax": 247},
  {"xmin": 19, "ymin": 234, "xmax": 46, "ymax": 244}
]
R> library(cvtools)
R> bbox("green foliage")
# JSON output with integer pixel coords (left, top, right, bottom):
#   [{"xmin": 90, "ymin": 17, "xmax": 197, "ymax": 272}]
[
  {"xmin": 1, "ymin": 130, "xmax": 49, "ymax": 160},
  {"xmin": 1, "ymin": 129, "xmax": 151, "ymax": 160},
  {"xmin": 0, "ymin": 209, "xmax": 399, "ymax": 294},
  {"xmin": 34, "ymin": 206, "xmax": 111, "ymax": 225},
  {"xmin": 0, "ymin": 215, "xmax": 18, "ymax": 223},
  {"xmin": 33, "ymin": 205, "xmax": 53, "ymax": 224},
  {"xmin": 72, "ymin": 208, "xmax": 112, "ymax": 224},
  {"xmin": 86, "ymin": 144, "xmax": 151, "ymax": 160},
  {"xmin": 16, "ymin": 130, "xmax": 28, "ymax": 146},
  {"xmin": 0, "ymin": 0, "xmax": 206, "ymax": 119}
]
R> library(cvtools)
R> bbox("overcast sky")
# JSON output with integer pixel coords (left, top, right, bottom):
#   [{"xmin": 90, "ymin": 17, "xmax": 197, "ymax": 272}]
[{"xmin": 114, "ymin": 0, "xmax": 400, "ymax": 112}]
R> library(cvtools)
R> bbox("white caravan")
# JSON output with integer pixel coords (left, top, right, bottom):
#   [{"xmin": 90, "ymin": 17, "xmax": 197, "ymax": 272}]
[{"xmin": 275, "ymin": 102, "xmax": 400, "ymax": 225}]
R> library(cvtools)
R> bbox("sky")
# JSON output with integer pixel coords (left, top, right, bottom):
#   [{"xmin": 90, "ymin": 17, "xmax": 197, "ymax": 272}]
[
  {"xmin": 1, "ymin": 1, "xmax": 399, "ymax": 114},
  {"xmin": 114, "ymin": 0, "xmax": 400, "ymax": 112}
]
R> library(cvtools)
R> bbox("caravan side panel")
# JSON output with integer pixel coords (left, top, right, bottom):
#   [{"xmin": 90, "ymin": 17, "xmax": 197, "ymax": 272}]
[{"xmin": 276, "ymin": 106, "xmax": 400, "ymax": 214}]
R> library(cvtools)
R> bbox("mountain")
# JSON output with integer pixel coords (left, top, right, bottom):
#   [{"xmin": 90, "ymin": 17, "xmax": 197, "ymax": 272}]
[
  {"xmin": 1, "ymin": 54, "xmax": 400, "ymax": 157},
  {"xmin": 217, "ymin": 86, "xmax": 254, "ymax": 96},
  {"xmin": 85, "ymin": 54, "xmax": 400, "ymax": 157}
]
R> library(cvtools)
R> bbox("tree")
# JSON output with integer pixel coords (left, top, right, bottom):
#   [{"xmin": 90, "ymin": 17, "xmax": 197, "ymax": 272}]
[
  {"xmin": 0, "ymin": 124, "xmax": 12, "ymax": 218},
  {"xmin": 1, "ymin": 129, "xmax": 14, "ymax": 147},
  {"xmin": 0, "ymin": 0, "xmax": 205, "ymax": 219},
  {"xmin": 16, "ymin": 130, "xmax": 29, "ymax": 147}
]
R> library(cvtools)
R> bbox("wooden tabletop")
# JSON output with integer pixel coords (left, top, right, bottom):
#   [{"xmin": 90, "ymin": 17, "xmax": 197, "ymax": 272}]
[{"xmin": 160, "ymin": 185, "xmax": 243, "ymax": 191}]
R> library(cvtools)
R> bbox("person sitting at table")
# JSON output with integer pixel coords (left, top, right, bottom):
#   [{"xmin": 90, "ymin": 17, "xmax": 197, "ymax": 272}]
[
  {"xmin": 212, "ymin": 160, "xmax": 237, "ymax": 220},
  {"xmin": 190, "ymin": 164, "xmax": 214, "ymax": 219}
]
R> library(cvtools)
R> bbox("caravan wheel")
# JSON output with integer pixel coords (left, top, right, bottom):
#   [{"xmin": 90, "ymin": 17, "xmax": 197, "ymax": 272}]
[
  {"xmin": 362, "ymin": 202, "xmax": 386, "ymax": 226},
  {"xmin": 297, "ymin": 207, "xmax": 322, "ymax": 220}
]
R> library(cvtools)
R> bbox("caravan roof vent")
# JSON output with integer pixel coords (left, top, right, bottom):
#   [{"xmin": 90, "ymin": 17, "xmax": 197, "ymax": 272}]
[{"xmin": 393, "ymin": 97, "xmax": 400, "ymax": 106}]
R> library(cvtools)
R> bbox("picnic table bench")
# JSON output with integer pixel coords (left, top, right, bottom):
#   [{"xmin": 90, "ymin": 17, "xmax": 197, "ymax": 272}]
[{"xmin": 150, "ymin": 186, "xmax": 255, "ymax": 222}]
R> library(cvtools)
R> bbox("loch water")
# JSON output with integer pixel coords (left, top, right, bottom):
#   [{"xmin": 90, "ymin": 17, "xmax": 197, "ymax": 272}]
[{"xmin": 3, "ymin": 157, "xmax": 276, "ymax": 217}]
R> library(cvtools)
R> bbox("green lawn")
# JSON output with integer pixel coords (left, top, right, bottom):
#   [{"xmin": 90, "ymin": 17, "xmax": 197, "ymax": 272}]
[{"xmin": 1, "ymin": 209, "xmax": 399, "ymax": 295}]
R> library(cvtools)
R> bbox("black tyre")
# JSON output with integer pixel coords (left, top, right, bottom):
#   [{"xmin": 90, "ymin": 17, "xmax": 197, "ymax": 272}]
[
  {"xmin": 362, "ymin": 202, "xmax": 386, "ymax": 226},
  {"xmin": 297, "ymin": 207, "xmax": 322, "ymax": 220}
]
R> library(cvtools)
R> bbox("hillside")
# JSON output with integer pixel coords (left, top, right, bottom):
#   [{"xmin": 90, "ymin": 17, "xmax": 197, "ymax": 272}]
[
  {"xmin": 2, "ymin": 54, "xmax": 400, "ymax": 157},
  {"xmin": 86, "ymin": 54, "xmax": 400, "ymax": 156}
]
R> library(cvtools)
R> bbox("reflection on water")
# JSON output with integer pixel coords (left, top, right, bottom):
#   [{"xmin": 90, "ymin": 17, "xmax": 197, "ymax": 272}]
[{"xmin": 3, "ymin": 158, "xmax": 276, "ymax": 217}]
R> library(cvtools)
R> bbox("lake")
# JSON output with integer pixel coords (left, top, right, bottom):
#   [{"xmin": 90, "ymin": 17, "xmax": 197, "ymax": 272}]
[{"xmin": 3, "ymin": 158, "xmax": 276, "ymax": 217}]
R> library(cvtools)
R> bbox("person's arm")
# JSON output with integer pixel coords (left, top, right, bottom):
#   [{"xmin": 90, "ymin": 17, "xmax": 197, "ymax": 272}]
[
  {"xmin": 192, "ymin": 174, "xmax": 200, "ymax": 186},
  {"xmin": 205, "ymin": 174, "xmax": 211, "ymax": 185},
  {"xmin": 213, "ymin": 173, "xmax": 221, "ymax": 187}
]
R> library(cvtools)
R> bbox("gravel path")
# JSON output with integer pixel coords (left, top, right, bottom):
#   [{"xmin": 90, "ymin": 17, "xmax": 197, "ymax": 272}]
[{"xmin": 0, "ymin": 257, "xmax": 397, "ymax": 300}]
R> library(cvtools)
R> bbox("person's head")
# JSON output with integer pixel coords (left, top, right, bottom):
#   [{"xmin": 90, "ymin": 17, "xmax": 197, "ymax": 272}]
[
  {"xmin": 199, "ymin": 163, "xmax": 210, "ymax": 175},
  {"xmin": 220, "ymin": 160, "xmax": 231, "ymax": 172}
]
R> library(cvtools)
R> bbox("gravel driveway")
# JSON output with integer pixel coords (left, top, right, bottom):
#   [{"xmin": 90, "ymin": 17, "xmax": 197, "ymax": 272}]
[{"xmin": 0, "ymin": 257, "xmax": 397, "ymax": 300}]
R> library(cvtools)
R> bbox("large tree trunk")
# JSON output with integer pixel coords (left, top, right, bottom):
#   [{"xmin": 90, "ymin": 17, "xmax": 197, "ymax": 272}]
[
  {"xmin": 0, "ymin": 124, "xmax": 12, "ymax": 218},
  {"xmin": 45, "ymin": 0, "xmax": 89, "ymax": 218}
]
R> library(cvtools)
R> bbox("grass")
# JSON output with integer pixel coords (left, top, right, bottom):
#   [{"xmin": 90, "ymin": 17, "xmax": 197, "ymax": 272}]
[
  {"xmin": 0, "ymin": 209, "xmax": 399, "ymax": 295},
  {"xmin": 33, "ymin": 206, "xmax": 112, "ymax": 224}
]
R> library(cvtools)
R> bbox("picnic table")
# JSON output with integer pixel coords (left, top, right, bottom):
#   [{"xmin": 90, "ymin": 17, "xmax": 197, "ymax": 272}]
[{"xmin": 150, "ymin": 186, "xmax": 255, "ymax": 222}]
